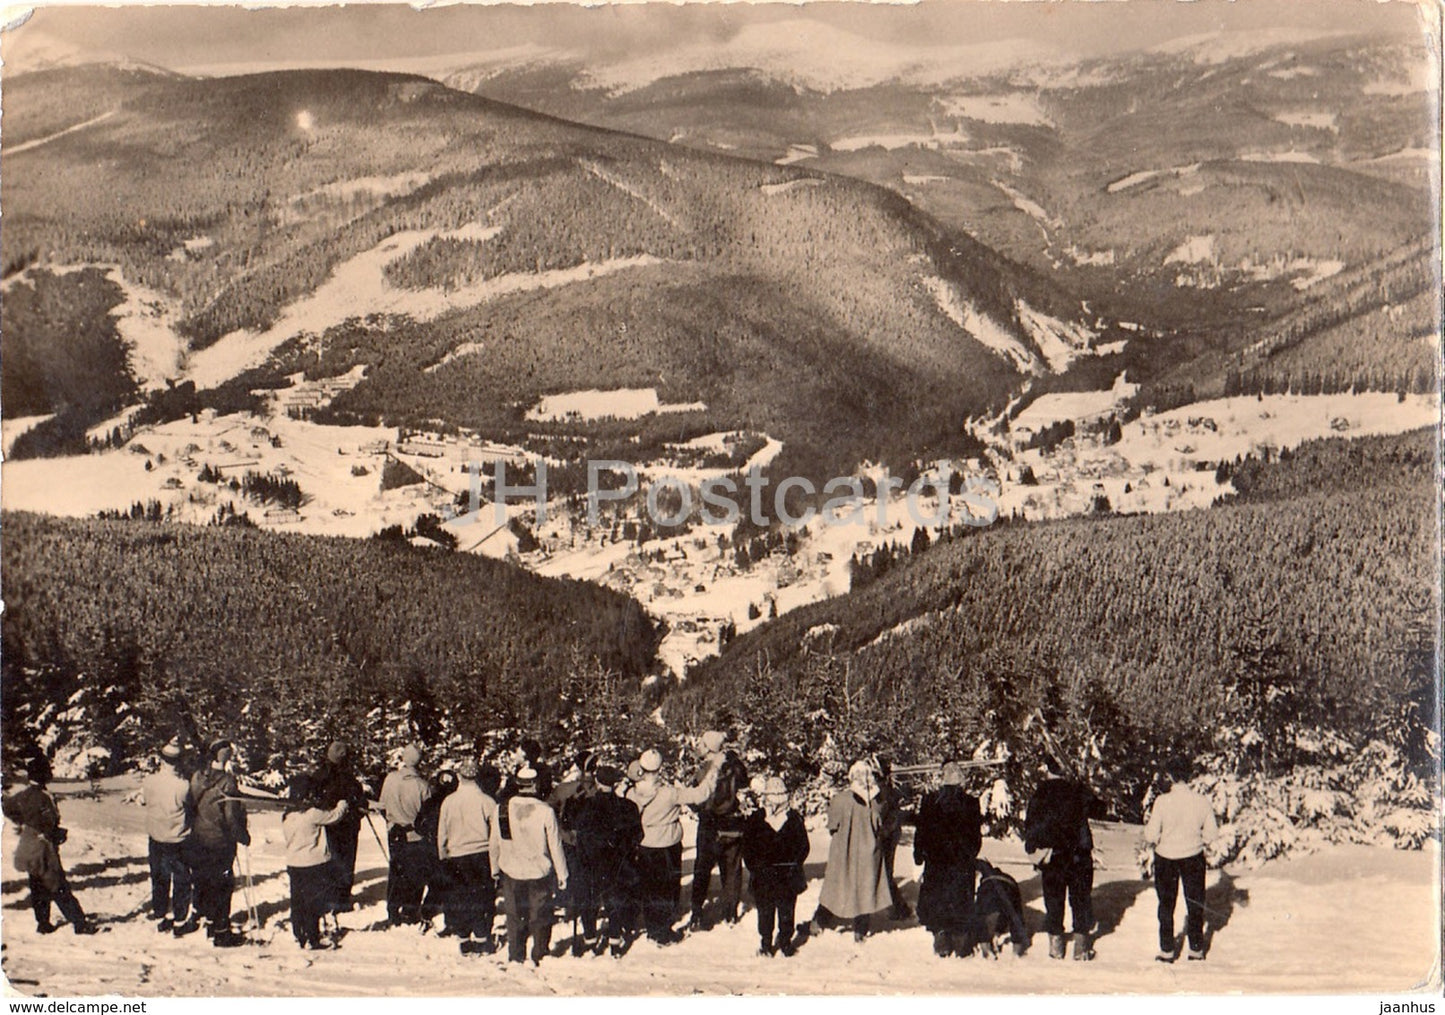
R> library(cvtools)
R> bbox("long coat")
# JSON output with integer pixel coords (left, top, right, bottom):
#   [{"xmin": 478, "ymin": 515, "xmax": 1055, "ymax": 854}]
[
  {"xmin": 817, "ymin": 790, "xmax": 891, "ymax": 919},
  {"xmin": 912, "ymin": 785, "xmax": 982, "ymax": 932}
]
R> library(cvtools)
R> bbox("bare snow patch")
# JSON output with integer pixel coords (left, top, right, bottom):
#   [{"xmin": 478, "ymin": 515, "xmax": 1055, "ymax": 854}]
[
  {"xmin": 939, "ymin": 92, "xmax": 1051, "ymax": 127},
  {"xmin": 1274, "ymin": 111, "xmax": 1338, "ymax": 132},
  {"xmin": 1106, "ymin": 163, "xmax": 1200, "ymax": 194},
  {"xmin": 293, "ymin": 172, "xmax": 434, "ymax": 206},
  {"xmin": 1015, "ymin": 301, "xmax": 1096, "ymax": 374},
  {"xmin": 760, "ymin": 178, "xmax": 822, "ymax": 196},
  {"xmin": 776, "ymin": 143, "xmax": 818, "ymax": 165},
  {"xmin": 1012, "ymin": 373, "xmax": 1138, "ymax": 433},
  {"xmin": 525, "ymin": 388, "xmax": 706, "ymax": 423},
  {"xmin": 923, "ymin": 277, "xmax": 1040, "ymax": 374},
  {"xmin": 1165, "ymin": 235, "xmax": 1216, "ymax": 265},
  {"xmin": 903, "ymin": 174, "xmax": 950, "ymax": 185},
  {"xmin": 2, "ymin": 415, "xmax": 55, "ymax": 457},
  {"xmin": 1238, "ymin": 151, "xmax": 1321, "ymax": 164}
]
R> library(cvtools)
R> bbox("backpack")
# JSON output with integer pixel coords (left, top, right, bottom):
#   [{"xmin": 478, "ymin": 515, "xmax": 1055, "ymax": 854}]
[{"xmin": 703, "ymin": 754, "xmax": 746, "ymax": 821}]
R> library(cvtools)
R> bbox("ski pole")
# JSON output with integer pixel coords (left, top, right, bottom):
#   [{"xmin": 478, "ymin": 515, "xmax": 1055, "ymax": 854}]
[
  {"xmin": 365, "ymin": 811, "xmax": 390, "ymax": 864},
  {"xmin": 241, "ymin": 844, "xmax": 260, "ymax": 929}
]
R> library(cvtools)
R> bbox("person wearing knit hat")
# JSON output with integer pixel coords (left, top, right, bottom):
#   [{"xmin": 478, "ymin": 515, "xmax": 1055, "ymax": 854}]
[
  {"xmin": 379, "ymin": 744, "xmax": 434, "ymax": 927},
  {"xmin": 689, "ymin": 730, "xmax": 749, "ymax": 931},
  {"xmin": 627, "ymin": 748, "xmax": 720, "ymax": 944},
  {"xmin": 914, "ymin": 759, "xmax": 985, "ymax": 958},
  {"xmin": 491, "ymin": 765, "xmax": 568, "ymax": 965},
  {"xmin": 626, "ymin": 759, "xmax": 646, "ymax": 784},
  {"xmin": 187, "ymin": 738, "xmax": 249, "ymax": 946},
  {"xmin": 309, "ymin": 740, "xmax": 369, "ymax": 913},
  {"xmin": 144, "ymin": 739, "xmax": 197, "ymax": 935},
  {"xmin": 812, "ymin": 758, "xmax": 891, "ymax": 943},
  {"xmin": 437, "ymin": 757, "xmax": 499, "ymax": 953},
  {"xmin": 742, "ymin": 776, "xmax": 808, "ymax": 957}
]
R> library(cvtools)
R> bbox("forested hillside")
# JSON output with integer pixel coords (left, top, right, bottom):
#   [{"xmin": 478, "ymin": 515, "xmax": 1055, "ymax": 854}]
[
  {"xmin": 2, "ymin": 67, "xmax": 1090, "ymax": 478},
  {"xmin": 670, "ymin": 429, "xmax": 1437, "ymax": 829},
  {"xmin": 0, "ymin": 512, "xmax": 659, "ymax": 775}
]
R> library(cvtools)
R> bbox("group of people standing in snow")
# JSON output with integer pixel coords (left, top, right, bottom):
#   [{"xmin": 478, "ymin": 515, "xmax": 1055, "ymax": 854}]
[{"xmin": 5, "ymin": 732, "xmax": 1220, "ymax": 967}]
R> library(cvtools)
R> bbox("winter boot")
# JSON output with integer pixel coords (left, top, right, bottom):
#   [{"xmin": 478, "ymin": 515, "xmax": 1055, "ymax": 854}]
[
  {"xmin": 1155, "ymin": 948, "xmax": 1177, "ymax": 963},
  {"xmin": 932, "ymin": 931, "xmax": 954, "ymax": 958},
  {"xmin": 1186, "ymin": 947, "xmax": 1206, "ymax": 961},
  {"xmin": 1048, "ymin": 933, "xmax": 1067, "ymax": 959},
  {"xmin": 1072, "ymin": 933, "xmax": 1094, "ymax": 961}
]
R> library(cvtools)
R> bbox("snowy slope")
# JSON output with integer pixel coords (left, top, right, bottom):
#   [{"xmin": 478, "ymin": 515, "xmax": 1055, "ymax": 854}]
[{"xmin": 0, "ymin": 778, "xmax": 1437, "ymax": 996}]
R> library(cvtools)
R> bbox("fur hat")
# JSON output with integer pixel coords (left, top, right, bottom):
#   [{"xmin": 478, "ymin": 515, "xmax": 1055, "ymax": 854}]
[
  {"xmin": 639, "ymin": 749, "xmax": 663, "ymax": 773},
  {"xmin": 401, "ymin": 744, "xmax": 423, "ymax": 767},
  {"xmin": 326, "ymin": 742, "xmax": 348, "ymax": 764},
  {"xmin": 700, "ymin": 730, "xmax": 726, "ymax": 753}
]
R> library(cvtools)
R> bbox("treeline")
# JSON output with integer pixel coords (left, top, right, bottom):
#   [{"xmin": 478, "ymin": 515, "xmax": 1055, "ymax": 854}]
[
  {"xmin": 1, "ymin": 512, "xmax": 660, "ymax": 775},
  {"xmin": 670, "ymin": 430, "xmax": 1436, "ymax": 821},
  {"xmin": 2, "ymin": 268, "xmax": 137, "ymax": 458}
]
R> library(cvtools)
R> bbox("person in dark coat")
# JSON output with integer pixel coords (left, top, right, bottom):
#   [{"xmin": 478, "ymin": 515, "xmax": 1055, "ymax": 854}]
[
  {"xmin": 3, "ymin": 757, "xmax": 97, "ymax": 935},
  {"xmin": 913, "ymin": 761, "xmax": 983, "ymax": 957},
  {"xmin": 186, "ymin": 740, "xmax": 249, "ymax": 947},
  {"xmin": 688, "ymin": 733, "xmax": 749, "ymax": 930},
  {"xmin": 550, "ymin": 751, "xmax": 602, "ymax": 954},
  {"xmin": 414, "ymin": 768, "xmax": 458, "ymax": 927},
  {"xmin": 310, "ymin": 741, "xmax": 369, "ymax": 912},
  {"xmin": 575, "ymin": 765, "xmax": 644, "ymax": 957},
  {"xmin": 874, "ymin": 756, "xmax": 912, "ymax": 921},
  {"xmin": 975, "ymin": 858, "xmax": 1029, "ymax": 957},
  {"xmin": 741, "ymin": 776, "xmax": 809, "ymax": 957},
  {"xmin": 1023, "ymin": 766, "xmax": 1097, "ymax": 961}
]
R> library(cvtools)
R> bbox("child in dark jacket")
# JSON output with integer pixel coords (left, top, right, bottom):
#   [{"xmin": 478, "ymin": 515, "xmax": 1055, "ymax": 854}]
[
  {"xmin": 741, "ymin": 777, "xmax": 809, "ymax": 957},
  {"xmin": 4, "ymin": 759, "xmax": 97, "ymax": 935}
]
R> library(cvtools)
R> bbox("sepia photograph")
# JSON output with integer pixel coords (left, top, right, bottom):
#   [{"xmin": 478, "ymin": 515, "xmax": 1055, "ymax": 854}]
[{"xmin": 0, "ymin": 0, "xmax": 1439, "ymax": 999}]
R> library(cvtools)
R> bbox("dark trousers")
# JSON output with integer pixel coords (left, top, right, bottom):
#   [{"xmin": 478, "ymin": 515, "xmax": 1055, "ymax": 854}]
[
  {"xmin": 690, "ymin": 827, "xmax": 744, "ymax": 921},
  {"xmin": 882, "ymin": 836, "xmax": 905, "ymax": 909},
  {"xmin": 288, "ymin": 864, "xmax": 337, "ymax": 947},
  {"xmin": 754, "ymin": 889, "xmax": 798, "ymax": 949},
  {"xmin": 386, "ymin": 832, "xmax": 434, "ymax": 924},
  {"xmin": 500, "ymin": 874, "xmax": 554, "ymax": 963},
  {"xmin": 148, "ymin": 839, "xmax": 193, "ymax": 923},
  {"xmin": 326, "ymin": 822, "xmax": 361, "ymax": 904},
  {"xmin": 186, "ymin": 844, "xmax": 237, "ymax": 930},
  {"xmin": 637, "ymin": 842, "xmax": 683, "ymax": 937},
  {"xmin": 1041, "ymin": 852, "xmax": 1093, "ymax": 936},
  {"xmin": 30, "ymin": 871, "xmax": 85, "ymax": 930},
  {"xmin": 443, "ymin": 853, "xmax": 496, "ymax": 939},
  {"xmin": 1154, "ymin": 852, "xmax": 1207, "ymax": 953}
]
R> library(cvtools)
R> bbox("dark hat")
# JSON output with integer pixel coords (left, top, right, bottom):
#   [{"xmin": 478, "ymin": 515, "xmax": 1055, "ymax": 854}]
[
  {"xmin": 207, "ymin": 739, "xmax": 233, "ymax": 760},
  {"xmin": 594, "ymin": 765, "xmax": 623, "ymax": 788},
  {"xmin": 289, "ymin": 773, "xmax": 315, "ymax": 802}
]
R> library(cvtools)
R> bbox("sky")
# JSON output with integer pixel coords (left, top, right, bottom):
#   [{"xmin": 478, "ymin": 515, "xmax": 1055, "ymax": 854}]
[{"xmin": 3, "ymin": 0, "xmax": 1430, "ymax": 75}]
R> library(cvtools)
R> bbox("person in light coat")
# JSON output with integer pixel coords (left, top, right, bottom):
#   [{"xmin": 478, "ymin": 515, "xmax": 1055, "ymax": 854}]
[
  {"xmin": 143, "ymin": 741, "xmax": 196, "ymax": 935},
  {"xmin": 1143, "ymin": 756, "xmax": 1219, "ymax": 962},
  {"xmin": 437, "ymin": 759, "xmax": 499, "ymax": 952},
  {"xmin": 378, "ymin": 743, "xmax": 433, "ymax": 927},
  {"xmin": 282, "ymin": 774, "xmax": 349, "ymax": 950},
  {"xmin": 625, "ymin": 749, "xmax": 718, "ymax": 943},
  {"xmin": 814, "ymin": 760, "xmax": 892, "ymax": 941},
  {"xmin": 491, "ymin": 767, "xmax": 569, "ymax": 965}
]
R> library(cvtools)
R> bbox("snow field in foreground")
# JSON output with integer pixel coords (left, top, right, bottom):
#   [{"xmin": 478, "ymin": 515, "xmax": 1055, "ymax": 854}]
[{"xmin": 0, "ymin": 778, "xmax": 1437, "ymax": 996}]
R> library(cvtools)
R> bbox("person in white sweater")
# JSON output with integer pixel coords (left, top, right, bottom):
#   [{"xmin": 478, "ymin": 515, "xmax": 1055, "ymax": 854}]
[
  {"xmin": 282, "ymin": 774, "xmax": 349, "ymax": 950},
  {"xmin": 1143, "ymin": 756, "xmax": 1219, "ymax": 962},
  {"xmin": 142, "ymin": 741, "xmax": 196, "ymax": 935},
  {"xmin": 437, "ymin": 759, "xmax": 499, "ymax": 952},
  {"xmin": 490, "ymin": 767, "xmax": 569, "ymax": 965}
]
